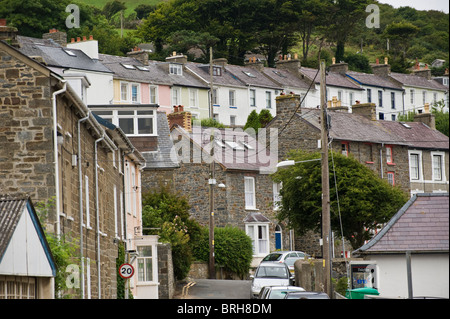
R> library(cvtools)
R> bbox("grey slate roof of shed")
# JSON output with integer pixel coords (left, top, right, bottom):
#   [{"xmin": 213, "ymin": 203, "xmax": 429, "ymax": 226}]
[
  {"xmin": 0, "ymin": 197, "xmax": 27, "ymax": 259},
  {"xmin": 354, "ymin": 193, "xmax": 449, "ymax": 254}
]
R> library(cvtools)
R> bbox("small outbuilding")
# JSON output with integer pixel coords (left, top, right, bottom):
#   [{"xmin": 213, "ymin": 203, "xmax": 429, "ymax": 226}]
[
  {"xmin": 353, "ymin": 193, "xmax": 449, "ymax": 299},
  {"xmin": 0, "ymin": 196, "xmax": 56, "ymax": 299}
]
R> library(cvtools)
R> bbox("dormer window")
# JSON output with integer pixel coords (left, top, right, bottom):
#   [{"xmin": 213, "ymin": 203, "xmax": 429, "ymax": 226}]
[
  {"xmin": 213, "ymin": 66, "xmax": 222, "ymax": 76},
  {"xmin": 170, "ymin": 63, "xmax": 182, "ymax": 75}
]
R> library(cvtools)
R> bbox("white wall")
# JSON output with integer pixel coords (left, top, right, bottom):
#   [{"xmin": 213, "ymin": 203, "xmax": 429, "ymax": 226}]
[{"xmin": 365, "ymin": 254, "xmax": 449, "ymax": 298}]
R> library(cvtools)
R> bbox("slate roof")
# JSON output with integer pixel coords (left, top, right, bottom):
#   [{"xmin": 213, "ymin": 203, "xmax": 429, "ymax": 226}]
[
  {"xmin": 300, "ymin": 66, "xmax": 363, "ymax": 90},
  {"xmin": 186, "ymin": 63, "xmax": 247, "ymax": 88},
  {"xmin": 171, "ymin": 125, "xmax": 277, "ymax": 173},
  {"xmin": 224, "ymin": 64, "xmax": 282, "ymax": 89},
  {"xmin": 346, "ymin": 70, "xmax": 404, "ymax": 91},
  {"xmin": 155, "ymin": 61, "xmax": 209, "ymax": 89},
  {"xmin": 17, "ymin": 36, "xmax": 112, "ymax": 74},
  {"xmin": 243, "ymin": 212, "xmax": 270, "ymax": 223},
  {"xmin": 142, "ymin": 111, "xmax": 180, "ymax": 169},
  {"xmin": 297, "ymin": 108, "xmax": 449, "ymax": 150},
  {"xmin": 390, "ymin": 72, "xmax": 448, "ymax": 91},
  {"xmin": 0, "ymin": 196, "xmax": 27, "ymax": 259},
  {"xmin": 354, "ymin": 193, "xmax": 449, "ymax": 254},
  {"xmin": 261, "ymin": 67, "xmax": 312, "ymax": 91},
  {"xmin": 98, "ymin": 53, "xmax": 171, "ymax": 85}
]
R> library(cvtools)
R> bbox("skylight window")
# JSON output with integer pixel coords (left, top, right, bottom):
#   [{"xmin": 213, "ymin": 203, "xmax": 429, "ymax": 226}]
[
  {"xmin": 63, "ymin": 49, "xmax": 76, "ymax": 57},
  {"xmin": 121, "ymin": 63, "xmax": 136, "ymax": 70},
  {"xmin": 135, "ymin": 65, "xmax": 149, "ymax": 71},
  {"xmin": 272, "ymin": 70, "xmax": 287, "ymax": 78},
  {"xmin": 240, "ymin": 141, "xmax": 254, "ymax": 150},
  {"xmin": 400, "ymin": 122, "xmax": 411, "ymax": 129},
  {"xmin": 243, "ymin": 71, "xmax": 256, "ymax": 78},
  {"xmin": 215, "ymin": 140, "xmax": 226, "ymax": 148},
  {"xmin": 225, "ymin": 141, "xmax": 245, "ymax": 151}
]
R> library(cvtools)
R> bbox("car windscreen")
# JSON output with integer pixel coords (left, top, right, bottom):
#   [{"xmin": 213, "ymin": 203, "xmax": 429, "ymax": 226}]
[
  {"xmin": 262, "ymin": 253, "xmax": 283, "ymax": 261},
  {"xmin": 255, "ymin": 266, "xmax": 288, "ymax": 278}
]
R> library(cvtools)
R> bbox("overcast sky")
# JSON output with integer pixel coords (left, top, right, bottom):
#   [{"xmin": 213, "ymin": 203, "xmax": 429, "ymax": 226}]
[{"xmin": 377, "ymin": 0, "xmax": 449, "ymax": 13}]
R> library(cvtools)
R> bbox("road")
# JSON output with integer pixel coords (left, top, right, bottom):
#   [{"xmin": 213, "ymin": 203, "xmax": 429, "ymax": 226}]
[{"xmin": 181, "ymin": 279, "xmax": 252, "ymax": 299}]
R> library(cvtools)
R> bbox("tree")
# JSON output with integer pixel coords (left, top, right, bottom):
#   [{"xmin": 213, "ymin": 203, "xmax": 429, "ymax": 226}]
[
  {"xmin": 243, "ymin": 110, "xmax": 261, "ymax": 131},
  {"xmin": 142, "ymin": 185, "xmax": 202, "ymax": 280},
  {"xmin": 272, "ymin": 150, "xmax": 408, "ymax": 249},
  {"xmin": 258, "ymin": 109, "xmax": 273, "ymax": 127},
  {"xmin": 102, "ymin": 0, "xmax": 126, "ymax": 21}
]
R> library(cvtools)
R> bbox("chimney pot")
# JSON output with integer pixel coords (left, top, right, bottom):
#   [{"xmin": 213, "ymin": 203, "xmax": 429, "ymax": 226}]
[
  {"xmin": 82, "ymin": 35, "xmax": 86, "ymax": 41},
  {"xmin": 376, "ymin": 58, "xmax": 379, "ymax": 65},
  {"xmin": 332, "ymin": 57, "xmax": 336, "ymax": 65},
  {"xmin": 0, "ymin": 19, "xmax": 7, "ymax": 26},
  {"xmin": 89, "ymin": 35, "xmax": 93, "ymax": 40},
  {"xmin": 71, "ymin": 38, "xmax": 75, "ymax": 43},
  {"xmin": 76, "ymin": 37, "xmax": 81, "ymax": 42},
  {"xmin": 384, "ymin": 57, "xmax": 388, "ymax": 65}
]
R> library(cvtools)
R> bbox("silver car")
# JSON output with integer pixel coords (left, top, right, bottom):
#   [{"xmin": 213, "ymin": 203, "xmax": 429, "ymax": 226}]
[{"xmin": 250, "ymin": 263, "xmax": 294, "ymax": 299}]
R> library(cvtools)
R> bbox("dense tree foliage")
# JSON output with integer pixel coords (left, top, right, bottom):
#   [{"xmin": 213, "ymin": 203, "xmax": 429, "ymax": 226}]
[{"xmin": 272, "ymin": 150, "xmax": 408, "ymax": 249}]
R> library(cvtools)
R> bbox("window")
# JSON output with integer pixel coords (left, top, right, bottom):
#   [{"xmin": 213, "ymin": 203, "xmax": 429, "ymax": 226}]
[
  {"xmin": 365, "ymin": 143, "xmax": 374, "ymax": 163},
  {"xmin": 422, "ymin": 91, "xmax": 427, "ymax": 105},
  {"xmin": 212, "ymin": 89, "xmax": 218, "ymax": 105},
  {"xmin": 172, "ymin": 87, "xmax": 181, "ymax": 106},
  {"xmin": 349, "ymin": 92, "xmax": 354, "ymax": 105},
  {"xmin": 63, "ymin": 49, "xmax": 76, "ymax": 57},
  {"xmin": 379, "ymin": 112, "xmax": 384, "ymax": 120},
  {"xmin": 391, "ymin": 114, "xmax": 396, "ymax": 121},
  {"xmin": 432, "ymin": 153, "xmax": 445, "ymax": 181},
  {"xmin": 386, "ymin": 145, "xmax": 394, "ymax": 164},
  {"xmin": 246, "ymin": 224, "xmax": 269, "ymax": 256},
  {"xmin": 244, "ymin": 176, "xmax": 256, "ymax": 209},
  {"xmin": 93, "ymin": 109, "xmax": 155, "ymax": 136},
  {"xmin": 341, "ymin": 142, "xmax": 349, "ymax": 157},
  {"xmin": 433, "ymin": 93, "xmax": 437, "ymax": 104},
  {"xmin": 189, "ymin": 89, "xmax": 198, "ymax": 107},
  {"xmin": 120, "ymin": 82, "xmax": 128, "ymax": 101},
  {"xmin": 121, "ymin": 63, "xmax": 136, "ymax": 70},
  {"xmin": 85, "ymin": 175, "xmax": 90, "ymax": 228},
  {"xmin": 273, "ymin": 182, "xmax": 282, "ymax": 210},
  {"xmin": 213, "ymin": 66, "xmax": 221, "ymax": 76},
  {"xmin": 387, "ymin": 172, "xmax": 395, "ymax": 186},
  {"xmin": 137, "ymin": 246, "xmax": 153, "ymax": 282},
  {"xmin": 169, "ymin": 63, "xmax": 182, "ymax": 75},
  {"xmin": 229, "ymin": 90, "xmax": 236, "ymax": 107},
  {"xmin": 410, "ymin": 89, "xmax": 414, "ymax": 104},
  {"xmin": 149, "ymin": 86, "xmax": 158, "ymax": 104},
  {"xmin": 230, "ymin": 115, "xmax": 236, "ymax": 126},
  {"xmin": 390, "ymin": 92, "xmax": 395, "ymax": 109},
  {"xmin": 367, "ymin": 89, "xmax": 372, "ymax": 103},
  {"xmin": 265, "ymin": 91, "xmax": 272, "ymax": 108},
  {"xmin": 378, "ymin": 90, "xmax": 383, "ymax": 107},
  {"xmin": 131, "ymin": 84, "xmax": 139, "ymax": 103},
  {"xmin": 409, "ymin": 152, "xmax": 421, "ymax": 180},
  {"xmin": 250, "ymin": 89, "xmax": 256, "ymax": 107}
]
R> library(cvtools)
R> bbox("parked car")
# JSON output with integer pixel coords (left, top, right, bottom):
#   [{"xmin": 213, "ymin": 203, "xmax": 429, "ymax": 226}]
[
  {"xmin": 250, "ymin": 263, "xmax": 293, "ymax": 299},
  {"xmin": 284, "ymin": 291, "xmax": 330, "ymax": 299},
  {"xmin": 258, "ymin": 286, "xmax": 306, "ymax": 299},
  {"xmin": 261, "ymin": 251, "xmax": 311, "ymax": 263}
]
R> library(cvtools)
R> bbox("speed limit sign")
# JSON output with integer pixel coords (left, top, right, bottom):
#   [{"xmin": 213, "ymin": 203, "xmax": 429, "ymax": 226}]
[{"xmin": 119, "ymin": 263, "xmax": 134, "ymax": 279}]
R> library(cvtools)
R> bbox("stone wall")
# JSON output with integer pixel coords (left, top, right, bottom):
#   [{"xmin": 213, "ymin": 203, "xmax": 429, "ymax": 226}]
[{"xmin": 157, "ymin": 243, "xmax": 175, "ymax": 299}]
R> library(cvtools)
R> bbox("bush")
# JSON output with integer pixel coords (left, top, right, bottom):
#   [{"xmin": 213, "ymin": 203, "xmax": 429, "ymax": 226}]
[{"xmin": 193, "ymin": 226, "xmax": 253, "ymax": 278}]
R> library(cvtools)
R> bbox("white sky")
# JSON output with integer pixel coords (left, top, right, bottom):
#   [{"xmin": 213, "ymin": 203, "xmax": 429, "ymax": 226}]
[{"xmin": 377, "ymin": 0, "xmax": 449, "ymax": 13}]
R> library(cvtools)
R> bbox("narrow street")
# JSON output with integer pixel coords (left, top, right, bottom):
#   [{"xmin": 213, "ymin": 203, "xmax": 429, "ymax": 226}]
[{"xmin": 177, "ymin": 279, "xmax": 252, "ymax": 299}]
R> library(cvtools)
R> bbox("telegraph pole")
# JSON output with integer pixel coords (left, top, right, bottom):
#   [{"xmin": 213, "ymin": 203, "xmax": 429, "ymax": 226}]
[
  {"xmin": 208, "ymin": 47, "xmax": 216, "ymax": 279},
  {"xmin": 319, "ymin": 59, "xmax": 332, "ymax": 298}
]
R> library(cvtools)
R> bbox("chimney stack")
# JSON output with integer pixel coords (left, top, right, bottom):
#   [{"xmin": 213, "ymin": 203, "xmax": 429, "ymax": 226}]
[
  {"xmin": 274, "ymin": 94, "xmax": 301, "ymax": 128},
  {"xmin": 127, "ymin": 46, "xmax": 149, "ymax": 65},
  {"xmin": 166, "ymin": 51, "xmax": 187, "ymax": 64},
  {"xmin": 245, "ymin": 56, "xmax": 264, "ymax": 71},
  {"xmin": 66, "ymin": 35, "xmax": 99, "ymax": 59},
  {"xmin": 167, "ymin": 108, "xmax": 192, "ymax": 132},
  {"xmin": 275, "ymin": 55, "xmax": 301, "ymax": 75},
  {"xmin": 371, "ymin": 59, "xmax": 391, "ymax": 78},
  {"xmin": 352, "ymin": 103, "xmax": 377, "ymax": 121},
  {"xmin": 0, "ymin": 19, "xmax": 19, "ymax": 47},
  {"xmin": 43, "ymin": 28, "xmax": 67, "ymax": 46},
  {"xmin": 328, "ymin": 59, "xmax": 348, "ymax": 74},
  {"xmin": 413, "ymin": 69, "xmax": 432, "ymax": 80},
  {"xmin": 414, "ymin": 104, "xmax": 435, "ymax": 129}
]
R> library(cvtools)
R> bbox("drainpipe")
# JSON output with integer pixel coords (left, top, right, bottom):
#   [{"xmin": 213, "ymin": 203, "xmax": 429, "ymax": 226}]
[
  {"xmin": 52, "ymin": 81, "xmax": 67, "ymax": 238},
  {"xmin": 94, "ymin": 134, "xmax": 105, "ymax": 299},
  {"xmin": 77, "ymin": 109, "xmax": 90, "ymax": 299},
  {"xmin": 380, "ymin": 143, "xmax": 384, "ymax": 179}
]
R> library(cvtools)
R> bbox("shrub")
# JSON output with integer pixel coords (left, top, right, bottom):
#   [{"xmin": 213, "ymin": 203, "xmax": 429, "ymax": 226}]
[{"xmin": 193, "ymin": 226, "xmax": 253, "ymax": 278}]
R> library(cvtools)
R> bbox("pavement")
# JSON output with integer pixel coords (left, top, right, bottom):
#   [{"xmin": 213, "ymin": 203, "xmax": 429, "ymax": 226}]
[{"xmin": 175, "ymin": 279, "xmax": 252, "ymax": 299}]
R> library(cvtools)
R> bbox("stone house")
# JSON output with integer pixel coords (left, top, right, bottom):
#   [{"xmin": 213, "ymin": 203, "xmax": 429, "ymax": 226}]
[{"xmin": 0, "ymin": 37, "xmax": 144, "ymax": 298}]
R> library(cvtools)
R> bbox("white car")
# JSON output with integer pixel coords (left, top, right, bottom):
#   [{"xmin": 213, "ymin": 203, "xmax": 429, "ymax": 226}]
[{"xmin": 250, "ymin": 263, "xmax": 294, "ymax": 299}]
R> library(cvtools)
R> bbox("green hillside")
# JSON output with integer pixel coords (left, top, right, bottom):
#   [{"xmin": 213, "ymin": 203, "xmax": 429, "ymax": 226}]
[{"xmin": 76, "ymin": 0, "xmax": 162, "ymax": 14}]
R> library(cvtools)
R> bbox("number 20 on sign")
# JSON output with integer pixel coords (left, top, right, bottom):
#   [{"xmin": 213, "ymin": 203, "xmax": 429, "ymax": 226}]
[{"xmin": 119, "ymin": 263, "xmax": 134, "ymax": 279}]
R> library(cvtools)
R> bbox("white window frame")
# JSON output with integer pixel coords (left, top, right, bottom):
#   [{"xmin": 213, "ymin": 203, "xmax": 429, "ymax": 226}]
[
  {"xmin": 136, "ymin": 245, "xmax": 158, "ymax": 283},
  {"xmin": 120, "ymin": 82, "xmax": 128, "ymax": 102},
  {"xmin": 431, "ymin": 151, "xmax": 446, "ymax": 182},
  {"xmin": 189, "ymin": 88, "xmax": 198, "ymax": 108},
  {"xmin": 273, "ymin": 182, "xmax": 282, "ymax": 210},
  {"xmin": 245, "ymin": 224, "xmax": 270, "ymax": 257},
  {"xmin": 229, "ymin": 90, "xmax": 236, "ymax": 107},
  {"xmin": 250, "ymin": 89, "xmax": 256, "ymax": 107},
  {"xmin": 265, "ymin": 91, "xmax": 272, "ymax": 108},
  {"xmin": 244, "ymin": 176, "xmax": 256, "ymax": 209},
  {"xmin": 172, "ymin": 87, "xmax": 181, "ymax": 106},
  {"xmin": 409, "ymin": 150, "xmax": 423, "ymax": 181},
  {"xmin": 149, "ymin": 86, "xmax": 158, "ymax": 104},
  {"xmin": 169, "ymin": 63, "xmax": 182, "ymax": 75},
  {"xmin": 131, "ymin": 83, "xmax": 140, "ymax": 103},
  {"xmin": 410, "ymin": 89, "xmax": 415, "ymax": 104}
]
